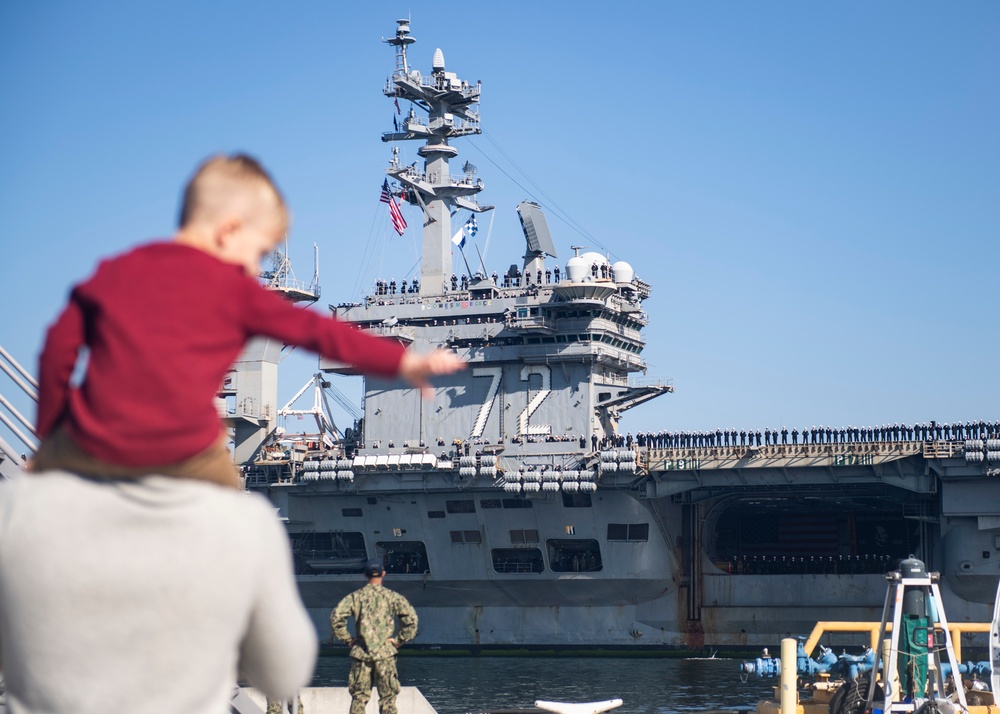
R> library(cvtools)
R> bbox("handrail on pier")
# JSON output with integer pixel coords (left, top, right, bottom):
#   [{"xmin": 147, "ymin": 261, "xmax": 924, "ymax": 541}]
[
  {"xmin": 802, "ymin": 620, "xmax": 990, "ymax": 663},
  {"xmin": 0, "ymin": 343, "xmax": 39, "ymax": 458}
]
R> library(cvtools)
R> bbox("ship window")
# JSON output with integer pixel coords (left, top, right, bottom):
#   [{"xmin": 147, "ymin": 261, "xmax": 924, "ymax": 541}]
[
  {"xmin": 292, "ymin": 531, "xmax": 368, "ymax": 575},
  {"xmin": 562, "ymin": 492, "xmax": 592, "ymax": 508},
  {"xmin": 510, "ymin": 529, "xmax": 540, "ymax": 544},
  {"xmin": 427, "ymin": 510, "xmax": 445, "ymax": 519},
  {"xmin": 342, "ymin": 508, "xmax": 363, "ymax": 517},
  {"xmin": 450, "ymin": 530, "xmax": 482, "ymax": 544},
  {"xmin": 502, "ymin": 498, "xmax": 533, "ymax": 509},
  {"xmin": 492, "ymin": 548, "xmax": 545, "ymax": 573},
  {"xmin": 579, "ymin": 335, "xmax": 590, "ymax": 342},
  {"xmin": 598, "ymin": 392, "xmax": 611, "ymax": 402},
  {"xmin": 480, "ymin": 499, "xmax": 502, "ymax": 509},
  {"xmin": 568, "ymin": 335, "xmax": 578, "ymax": 342},
  {"xmin": 517, "ymin": 308, "xmax": 528, "ymax": 318},
  {"xmin": 530, "ymin": 308, "xmax": 539, "ymax": 316},
  {"xmin": 446, "ymin": 499, "xmax": 476, "ymax": 514},
  {"xmin": 367, "ymin": 497, "xmax": 378, "ymax": 505},
  {"xmin": 607, "ymin": 523, "xmax": 649, "ymax": 542},
  {"xmin": 629, "ymin": 524, "xmax": 649, "ymax": 541},
  {"xmin": 375, "ymin": 541, "xmax": 429, "ymax": 574},
  {"xmin": 547, "ymin": 539, "xmax": 603, "ymax": 572}
]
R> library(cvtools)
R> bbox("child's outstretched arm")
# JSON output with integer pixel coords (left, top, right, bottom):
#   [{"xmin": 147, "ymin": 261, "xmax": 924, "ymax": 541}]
[
  {"xmin": 37, "ymin": 297, "xmax": 86, "ymax": 438},
  {"xmin": 398, "ymin": 349, "xmax": 466, "ymax": 400}
]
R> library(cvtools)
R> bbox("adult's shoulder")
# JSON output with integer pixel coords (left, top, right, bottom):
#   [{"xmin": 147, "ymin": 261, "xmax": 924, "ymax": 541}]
[
  {"xmin": 203, "ymin": 487, "xmax": 286, "ymax": 533},
  {"xmin": 0, "ymin": 473, "xmax": 25, "ymax": 524},
  {"xmin": 389, "ymin": 587, "xmax": 413, "ymax": 607}
]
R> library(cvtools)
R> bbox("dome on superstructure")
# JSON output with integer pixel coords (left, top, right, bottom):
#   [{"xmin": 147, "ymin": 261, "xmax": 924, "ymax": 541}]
[
  {"xmin": 612, "ymin": 261, "xmax": 634, "ymax": 285},
  {"xmin": 565, "ymin": 255, "xmax": 588, "ymax": 283}
]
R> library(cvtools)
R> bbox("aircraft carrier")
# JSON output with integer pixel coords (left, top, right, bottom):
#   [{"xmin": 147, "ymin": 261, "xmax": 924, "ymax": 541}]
[
  {"xmin": 221, "ymin": 20, "xmax": 1000, "ymax": 651},
  {"xmin": 5, "ymin": 19, "xmax": 996, "ymax": 653}
]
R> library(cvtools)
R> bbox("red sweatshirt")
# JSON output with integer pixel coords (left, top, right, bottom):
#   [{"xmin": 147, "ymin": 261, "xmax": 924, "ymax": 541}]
[{"xmin": 38, "ymin": 241, "xmax": 405, "ymax": 467}]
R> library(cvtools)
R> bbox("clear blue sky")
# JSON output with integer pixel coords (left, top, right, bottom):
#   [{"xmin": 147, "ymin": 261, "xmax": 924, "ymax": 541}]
[{"xmin": 1, "ymin": 2, "xmax": 997, "ymax": 453}]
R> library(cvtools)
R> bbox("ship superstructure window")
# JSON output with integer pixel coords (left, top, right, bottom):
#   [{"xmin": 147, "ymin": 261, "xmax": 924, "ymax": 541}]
[
  {"xmin": 375, "ymin": 541, "xmax": 429, "ymax": 574},
  {"xmin": 446, "ymin": 499, "xmax": 476, "ymax": 514},
  {"xmin": 292, "ymin": 531, "xmax": 367, "ymax": 574},
  {"xmin": 607, "ymin": 523, "xmax": 649, "ymax": 542},
  {"xmin": 428, "ymin": 510, "xmax": 445, "ymax": 519},
  {"xmin": 562, "ymin": 492, "xmax": 592, "ymax": 508},
  {"xmin": 450, "ymin": 530, "xmax": 482, "ymax": 544},
  {"xmin": 510, "ymin": 529, "xmax": 539, "ymax": 544},
  {"xmin": 480, "ymin": 499, "xmax": 502, "ymax": 509},
  {"xmin": 502, "ymin": 498, "xmax": 533, "ymax": 509},
  {"xmin": 547, "ymin": 539, "xmax": 603, "ymax": 572},
  {"xmin": 342, "ymin": 508, "xmax": 363, "ymax": 517},
  {"xmin": 492, "ymin": 548, "xmax": 545, "ymax": 573}
]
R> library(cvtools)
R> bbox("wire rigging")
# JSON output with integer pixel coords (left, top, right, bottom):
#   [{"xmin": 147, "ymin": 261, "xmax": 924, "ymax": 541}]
[{"xmin": 475, "ymin": 131, "xmax": 616, "ymax": 260}]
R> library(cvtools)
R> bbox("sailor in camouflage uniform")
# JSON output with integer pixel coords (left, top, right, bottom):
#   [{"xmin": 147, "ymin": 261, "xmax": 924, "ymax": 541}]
[{"xmin": 331, "ymin": 558, "xmax": 418, "ymax": 714}]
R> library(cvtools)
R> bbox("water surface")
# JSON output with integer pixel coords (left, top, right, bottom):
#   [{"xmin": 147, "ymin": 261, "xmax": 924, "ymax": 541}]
[{"xmin": 312, "ymin": 656, "xmax": 776, "ymax": 714}]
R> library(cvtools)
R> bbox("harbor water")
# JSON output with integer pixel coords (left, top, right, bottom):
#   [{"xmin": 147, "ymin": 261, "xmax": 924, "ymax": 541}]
[{"xmin": 311, "ymin": 656, "xmax": 776, "ymax": 714}]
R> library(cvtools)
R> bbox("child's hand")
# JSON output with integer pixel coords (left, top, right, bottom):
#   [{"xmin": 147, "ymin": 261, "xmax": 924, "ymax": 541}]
[{"xmin": 398, "ymin": 349, "xmax": 466, "ymax": 400}]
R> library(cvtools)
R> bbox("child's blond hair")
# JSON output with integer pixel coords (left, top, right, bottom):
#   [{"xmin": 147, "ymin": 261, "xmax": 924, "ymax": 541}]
[{"xmin": 178, "ymin": 153, "xmax": 287, "ymax": 229}]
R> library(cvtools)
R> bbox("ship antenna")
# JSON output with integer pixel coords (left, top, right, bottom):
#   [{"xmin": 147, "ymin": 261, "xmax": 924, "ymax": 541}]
[
  {"xmin": 381, "ymin": 19, "xmax": 492, "ymax": 297},
  {"xmin": 384, "ymin": 18, "xmax": 415, "ymax": 77}
]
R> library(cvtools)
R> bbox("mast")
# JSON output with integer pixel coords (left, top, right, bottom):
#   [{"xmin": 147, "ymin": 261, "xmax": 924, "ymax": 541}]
[{"xmin": 382, "ymin": 19, "xmax": 492, "ymax": 297}]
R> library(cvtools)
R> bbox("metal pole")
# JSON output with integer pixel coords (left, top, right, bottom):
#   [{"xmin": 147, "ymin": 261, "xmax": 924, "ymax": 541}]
[
  {"xmin": 0, "ymin": 392, "xmax": 38, "ymax": 436},
  {"xmin": 883, "ymin": 638, "xmax": 899, "ymax": 708},
  {"xmin": 0, "ymin": 344, "xmax": 39, "ymax": 389},
  {"xmin": 780, "ymin": 637, "xmax": 797, "ymax": 714},
  {"xmin": 0, "ymin": 410, "xmax": 37, "ymax": 451},
  {"xmin": 0, "ymin": 359, "xmax": 38, "ymax": 402}
]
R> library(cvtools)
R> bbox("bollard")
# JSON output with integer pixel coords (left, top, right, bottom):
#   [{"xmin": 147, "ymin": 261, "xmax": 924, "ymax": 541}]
[{"xmin": 780, "ymin": 638, "xmax": 797, "ymax": 714}]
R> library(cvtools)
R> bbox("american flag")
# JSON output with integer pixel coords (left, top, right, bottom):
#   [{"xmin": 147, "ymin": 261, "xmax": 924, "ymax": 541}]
[{"xmin": 380, "ymin": 179, "xmax": 407, "ymax": 236}]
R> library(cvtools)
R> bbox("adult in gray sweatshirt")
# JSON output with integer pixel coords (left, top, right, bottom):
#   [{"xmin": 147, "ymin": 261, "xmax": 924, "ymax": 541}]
[{"xmin": 0, "ymin": 471, "xmax": 317, "ymax": 713}]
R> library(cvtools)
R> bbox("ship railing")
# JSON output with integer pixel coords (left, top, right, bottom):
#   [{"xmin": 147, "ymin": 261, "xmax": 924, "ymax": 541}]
[
  {"xmin": 493, "ymin": 562, "xmax": 541, "ymax": 574},
  {"xmin": 513, "ymin": 343, "xmax": 644, "ymax": 371},
  {"xmin": 922, "ymin": 440, "xmax": 961, "ymax": 459},
  {"xmin": 428, "ymin": 115, "xmax": 480, "ymax": 133},
  {"xmin": 627, "ymin": 376, "xmax": 674, "ymax": 391},
  {"xmin": 607, "ymin": 292, "xmax": 647, "ymax": 315},
  {"xmin": 509, "ymin": 316, "xmax": 553, "ymax": 331},
  {"xmin": 265, "ymin": 275, "xmax": 320, "ymax": 300},
  {"xmin": 235, "ymin": 398, "xmax": 271, "ymax": 421},
  {"xmin": 800, "ymin": 620, "xmax": 989, "ymax": 663},
  {"xmin": 0, "ymin": 344, "xmax": 38, "ymax": 472},
  {"xmin": 392, "ymin": 168, "xmax": 484, "ymax": 192},
  {"xmin": 385, "ymin": 76, "xmax": 481, "ymax": 103},
  {"xmin": 642, "ymin": 440, "xmax": 937, "ymax": 471}
]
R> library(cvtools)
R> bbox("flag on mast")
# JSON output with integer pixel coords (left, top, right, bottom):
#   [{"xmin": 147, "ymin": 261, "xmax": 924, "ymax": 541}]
[
  {"xmin": 380, "ymin": 179, "xmax": 407, "ymax": 236},
  {"xmin": 394, "ymin": 98, "xmax": 401, "ymax": 114},
  {"xmin": 451, "ymin": 225, "xmax": 466, "ymax": 250},
  {"xmin": 466, "ymin": 214, "xmax": 478, "ymax": 238}
]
